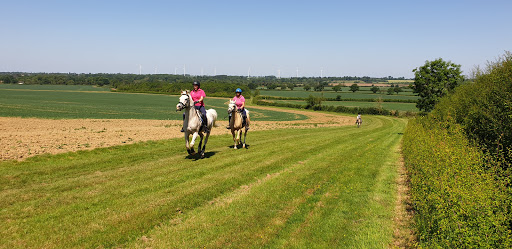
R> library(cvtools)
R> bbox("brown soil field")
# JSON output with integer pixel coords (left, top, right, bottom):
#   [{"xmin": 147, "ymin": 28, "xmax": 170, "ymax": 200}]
[{"xmin": 0, "ymin": 107, "xmax": 354, "ymax": 161}]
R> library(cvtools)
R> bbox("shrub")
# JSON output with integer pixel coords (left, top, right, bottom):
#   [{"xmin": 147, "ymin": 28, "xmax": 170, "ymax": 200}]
[
  {"xmin": 432, "ymin": 52, "xmax": 512, "ymax": 170},
  {"xmin": 403, "ymin": 117, "xmax": 512, "ymax": 248}
]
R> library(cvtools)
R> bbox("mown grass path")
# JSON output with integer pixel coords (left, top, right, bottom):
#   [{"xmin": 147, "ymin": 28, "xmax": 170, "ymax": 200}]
[{"xmin": 0, "ymin": 116, "xmax": 406, "ymax": 248}]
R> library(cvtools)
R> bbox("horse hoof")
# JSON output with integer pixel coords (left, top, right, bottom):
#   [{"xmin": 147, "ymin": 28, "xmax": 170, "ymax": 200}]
[
  {"xmin": 242, "ymin": 144, "xmax": 246, "ymax": 148},
  {"xmin": 234, "ymin": 146, "xmax": 238, "ymax": 150},
  {"xmin": 201, "ymin": 153, "xmax": 205, "ymax": 159}
]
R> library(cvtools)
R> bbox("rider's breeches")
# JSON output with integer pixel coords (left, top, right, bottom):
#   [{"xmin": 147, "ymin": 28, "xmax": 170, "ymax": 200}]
[{"xmin": 195, "ymin": 106, "xmax": 207, "ymax": 125}]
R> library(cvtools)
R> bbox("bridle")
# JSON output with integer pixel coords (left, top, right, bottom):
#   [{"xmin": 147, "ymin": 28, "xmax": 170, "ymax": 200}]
[
  {"xmin": 177, "ymin": 93, "xmax": 190, "ymax": 110},
  {"xmin": 227, "ymin": 102, "xmax": 236, "ymax": 114}
]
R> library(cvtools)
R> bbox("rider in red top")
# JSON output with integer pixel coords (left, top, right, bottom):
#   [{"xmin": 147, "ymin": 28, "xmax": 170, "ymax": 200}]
[{"xmin": 181, "ymin": 81, "xmax": 208, "ymax": 132}]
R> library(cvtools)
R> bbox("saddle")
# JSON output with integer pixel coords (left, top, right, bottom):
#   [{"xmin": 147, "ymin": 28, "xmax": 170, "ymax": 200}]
[
  {"xmin": 195, "ymin": 109, "xmax": 209, "ymax": 132},
  {"xmin": 195, "ymin": 109, "xmax": 204, "ymax": 123}
]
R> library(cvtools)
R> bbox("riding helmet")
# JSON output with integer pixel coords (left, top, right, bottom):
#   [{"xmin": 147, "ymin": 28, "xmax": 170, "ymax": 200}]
[
  {"xmin": 193, "ymin": 81, "xmax": 200, "ymax": 87},
  {"xmin": 235, "ymin": 88, "xmax": 242, "ymax": 93}
]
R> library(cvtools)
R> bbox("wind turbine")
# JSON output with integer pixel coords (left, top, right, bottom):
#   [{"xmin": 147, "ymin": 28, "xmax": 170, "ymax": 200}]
[
  {"xmin": 277, "ymin": 69, "xmax": 281, "ymax": 79},
  {"xmin": 296, "ymin": 67, "xmax": 299, "ymax": 78},
  {"xmin": 248, "ymin": 67, "xmax": 251, "ymax": 78},
  {"xmin": 174, "ymin": 67, "xmax": 177, "ymax": 75},
  {"xmin": 320, "ymin": 67, "xmax": 323, "ymax": 78},
  {"xmin": 183, "ymin": 64, "xmax": 186, "ymax": 76}
]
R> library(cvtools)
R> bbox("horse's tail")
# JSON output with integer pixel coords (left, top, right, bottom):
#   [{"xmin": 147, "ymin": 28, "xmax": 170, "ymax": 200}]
[{"xmin": 207, "ymin": 109, "xmax": 219, "ymax": 127}]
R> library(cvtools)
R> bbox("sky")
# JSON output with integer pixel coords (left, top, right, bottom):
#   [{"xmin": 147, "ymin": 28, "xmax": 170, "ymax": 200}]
[{"xmin": 2, "ymin": 0, "xmax": 511, "ymax": 78}]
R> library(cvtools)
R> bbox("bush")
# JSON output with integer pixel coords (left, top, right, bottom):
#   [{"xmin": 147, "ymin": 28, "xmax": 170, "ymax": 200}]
[
  {"xmin": 305, "ymin": 94, "xmax": 323, "ymax": 109},
  {"xmin": 432, "ymin": 52, "xmax": 512, "ymax": 170},
  {"xmin": 403, "ymin": 117, "xmax": 512, "ymax": 248}
]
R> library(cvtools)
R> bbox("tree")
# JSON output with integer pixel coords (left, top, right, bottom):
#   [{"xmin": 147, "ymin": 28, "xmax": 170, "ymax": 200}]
[
  {"xmin": 288, "ymin": 83, "xmax": 295, "ymax": 91},
  {"xmin": 0, "ymin": 75, "xmax": 17, "ymax": 83},
  {"xmin": 412, "ymin": 58, "xmax": 464, "ymax": 112},
  {"xmin": 267, "ymin": 83, "xmax": 278, "ymax": 90},
  {"xmin": 370, "ymin": 86, "xmax": 379, "ymax": 93},
  {"xmin": 248, "ymin": 82, "xmax": 258, "ymax": 90},
  {"xmin": 306, "ymin": 94, "xmax": 323, "ymax": 109},
  {"xmin": 332, "ymin": 85, "xmax": 342, "ymax": 92},
  {"xmin": 349, "ymin": 83, "xmax": 359, "ymax": 93},
  {"xmin": 387, "ymin": 87, "xmax": 394, "ymax": 95},
  {"xmin": 303, "ymin": 85, "xmax": 311, "ymax": 91},
  {"xmin": 394, "ymin": 86, "xmax": 403, "ymax": 95}
]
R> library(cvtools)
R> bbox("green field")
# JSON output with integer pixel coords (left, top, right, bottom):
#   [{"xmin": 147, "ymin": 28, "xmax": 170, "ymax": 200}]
[
  {"xmin": 258, "ymin": 89, "xmax": 418, "ymax": 101},
  {"xmin": 0, "ymin": 85, "xmax": 306, "ymax": 121},
  {"xmin": 0, "ymin": 115, "xmax": 407, "ymax": 248},
  {"xmin": 270, "ymin": 99, "xmax": 419, "ymax": 112}
]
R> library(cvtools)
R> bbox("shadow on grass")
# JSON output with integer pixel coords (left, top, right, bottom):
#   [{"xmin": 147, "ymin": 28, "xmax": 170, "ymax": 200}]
[
  {"xmin": 227, "ymin": 144, "xmax": 250, "ymax": 149},
  {"xmin": 185, "ymin": 151, "xmax": 217, "ymax": 160}
]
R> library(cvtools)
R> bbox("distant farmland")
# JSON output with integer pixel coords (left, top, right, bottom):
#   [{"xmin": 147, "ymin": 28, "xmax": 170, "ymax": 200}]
[{"xmin": 0, "ymin": 85, "xmax": 306, "ymax": 121}]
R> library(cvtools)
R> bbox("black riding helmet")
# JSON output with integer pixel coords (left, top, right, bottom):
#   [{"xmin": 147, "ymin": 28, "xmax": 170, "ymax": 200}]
[{"xmin": 193, "ymin": 81, "xmax": 200, "ymax": 88}]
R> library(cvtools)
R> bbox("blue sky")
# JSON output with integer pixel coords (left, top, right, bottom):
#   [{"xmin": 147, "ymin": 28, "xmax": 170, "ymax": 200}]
[{"xmin": 2, "ymin": 0, "xmax": 511, "ymax": 78}]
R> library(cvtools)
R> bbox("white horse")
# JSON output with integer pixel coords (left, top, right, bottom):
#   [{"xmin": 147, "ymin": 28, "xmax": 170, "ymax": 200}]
[
  {"xmin": 228, "ymin": 100, "xmax": 250, "ymax": 149},
  {"xmin": 176, "ymin": 91, "xmax": 217, "ymax": 158},
  {"xmin": 356, "ymin": 116, "xmax": 362, "ymax": 128}
]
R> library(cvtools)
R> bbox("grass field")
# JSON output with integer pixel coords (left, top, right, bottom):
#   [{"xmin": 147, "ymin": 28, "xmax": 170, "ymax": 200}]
[
  {"xmin": 0, "ymin": 115, "xmax": 407, "ymax": 248},
  {"xmin": 0, "ymin": 85, "xmax": 306, "ymax": 121},
  {"xmin": 270, "ymin": 99, "xmax": 419, "ymax": 112},
  {"xmin": 258, "ymin": 89, "xmax": 418, "ymax": 101}
]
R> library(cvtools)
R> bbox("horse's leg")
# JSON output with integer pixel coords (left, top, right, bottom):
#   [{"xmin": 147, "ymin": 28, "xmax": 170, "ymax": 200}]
[
  {"xmin": 185, "ymin": 132, "xmax": 193, "ymax": 155},
  {"xmin": 201, "ymin": 132, "xmax": 210, "ymax": 159},
  {"xmin": 198, "ymin": 132, "xmax": 204, "ymax": 155},
  {"xmin": 237, "ymin": 130, "xmax": 241, "ymax": 146},
  {"xmin": 231, "ymin": 129, "xmax": 237, "ymax": 149},
  {"xmin": 242, "ymin": 128, "xmax": 248, "ymax": 148},
  {"xmin": 190, "ymin": 132, "xmax": 199, "ymax": 155}
]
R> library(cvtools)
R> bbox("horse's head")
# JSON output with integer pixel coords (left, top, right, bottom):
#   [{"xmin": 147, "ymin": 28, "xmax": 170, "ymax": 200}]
[
  {"xmin": 176, "ymin": 91, "xmax": 190, "ymax": 111},
  {"xmin": 227, "ymin": 100, "xmax": 236, "ymax": 114}
]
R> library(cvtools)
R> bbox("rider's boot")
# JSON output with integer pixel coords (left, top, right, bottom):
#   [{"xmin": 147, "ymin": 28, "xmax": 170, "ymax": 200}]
[
  {"xmin": 226, "ymin": 115, "xmax": 231, "ymax": 129},
  {"xmin": 202, "ymin": 116, "xmax": 209, "ymax": 133},
  {"xmin": 181, "ymin": 113, "xmax": 185, "ymax": 132}
]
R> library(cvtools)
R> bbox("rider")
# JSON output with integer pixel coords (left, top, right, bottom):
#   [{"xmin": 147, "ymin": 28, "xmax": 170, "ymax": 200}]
[
  {"xmin": 181, "ymin": 81, "xmax": 208, "ymax": 133},
  {"xmin": 226, "ymin": 88, "xmax": 248, "ymax": 130},
  {"xmin": 356, "ymin": 113, "xmax": 362, "ymax": 123}
]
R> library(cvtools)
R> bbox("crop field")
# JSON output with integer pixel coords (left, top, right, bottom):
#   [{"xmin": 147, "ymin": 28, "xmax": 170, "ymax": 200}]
[
  {"xmin": 270, "ymin": 99, "xmax": 419, "ymax": 112},
  {"xmin": 258, "ymin": 89, "xmax": 418, "ymax": 101},
  {"xmin": 0, "ymin": 85, "xmax": 305, "ymax": 121}
]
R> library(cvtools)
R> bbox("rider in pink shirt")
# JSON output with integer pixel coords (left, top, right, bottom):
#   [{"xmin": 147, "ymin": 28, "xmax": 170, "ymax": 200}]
[
  {"xmin": 181, "ymin": 81, "xmax": 208, "ymax": 132},
  {"xmin": 226, "ymin": 88, "xmax": 248, "ymax": 129}
]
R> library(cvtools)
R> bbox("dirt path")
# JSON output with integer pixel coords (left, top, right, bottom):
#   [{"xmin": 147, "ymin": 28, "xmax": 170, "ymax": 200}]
[{"xmin": 0, "ymin": 107, "xmax": 353, "ymax": 161}]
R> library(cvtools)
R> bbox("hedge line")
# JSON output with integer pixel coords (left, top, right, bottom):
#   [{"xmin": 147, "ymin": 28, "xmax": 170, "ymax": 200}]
[
  {"xmin": 402, "ymin": 116, "xmax": 512, "ymax": 248},
  {"xmin": 253, "ymin": 99, "xmax": 414, "ymax": 116},
  {"xmin": 258, "ymin": 95, "xmax": 417, "ymax": 103}
]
